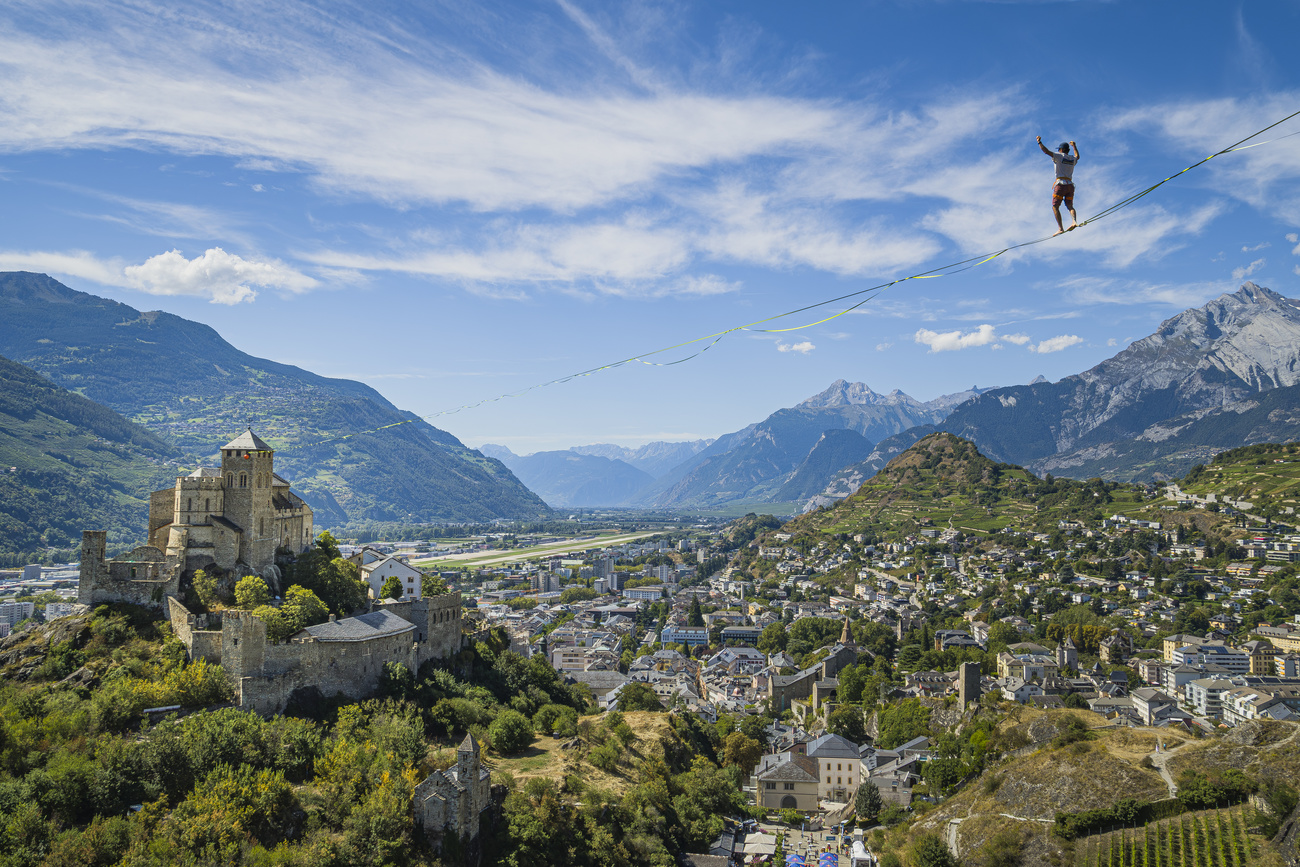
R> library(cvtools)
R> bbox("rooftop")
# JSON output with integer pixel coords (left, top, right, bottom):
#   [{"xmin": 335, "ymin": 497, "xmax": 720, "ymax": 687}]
[
  {"xmin": 222, "ymin": 428, "xmax": 273, "ymax": 452},
  {"xmin": 302, "ymin": 609, "xmax": 415, "ymax": 642}
]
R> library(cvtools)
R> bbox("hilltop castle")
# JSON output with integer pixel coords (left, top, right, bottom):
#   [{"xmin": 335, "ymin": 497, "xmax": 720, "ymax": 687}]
[
  {"xmin": 79, "ymin": 429, "xmax": 466, "ymax": 715},
  {"xmin": 79, "ymin": 428, "xmax": 313, "ymax": 606}
]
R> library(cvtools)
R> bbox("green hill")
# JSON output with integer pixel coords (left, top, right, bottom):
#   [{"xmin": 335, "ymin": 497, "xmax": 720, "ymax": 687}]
[
  {"xmin": 0, "ymin": 354, "xmax": 178, "ymax": 559},
  {"xmin": 789, "ymin": 432, "xmax": 1148, "ymax": 539},
  {"xmin": 0, "ymin": 272, "xmax": 549, "ymax": 526},
  {"xmin": 1177, "ymin": 441, "xmax": 1300, "ymax": 521}
]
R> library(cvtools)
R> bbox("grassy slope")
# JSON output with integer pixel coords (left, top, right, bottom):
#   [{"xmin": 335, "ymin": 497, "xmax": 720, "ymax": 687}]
[
  {"xmin": 788, "ymin": 433, "xmax": 1147, "ymax": 539},
  {"xmin": 897, "ymin": 711, "xmax": 1295, "ymax": 867},
  {"xmin": 485, "ymin": 711, "xmax": 677, "ymax": 793}
]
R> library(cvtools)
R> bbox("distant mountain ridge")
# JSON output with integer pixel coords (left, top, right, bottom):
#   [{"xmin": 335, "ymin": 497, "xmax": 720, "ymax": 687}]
[
  {"xmin": 633, "ymin": 381, "xmax": 993, "ymax": 508},
  {"xmin": 0, "ymin": 272, "xmax": 549, "ymax": 525},
  {"xmin": 481, "ymin": 448, "xmax": 653, "ymax": 508}
]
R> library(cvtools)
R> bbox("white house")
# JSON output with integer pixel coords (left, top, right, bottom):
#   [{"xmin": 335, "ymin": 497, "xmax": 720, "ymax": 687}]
[{"xmin": 360, "ymin": 554, "xmax": 423, "ymax": 600}]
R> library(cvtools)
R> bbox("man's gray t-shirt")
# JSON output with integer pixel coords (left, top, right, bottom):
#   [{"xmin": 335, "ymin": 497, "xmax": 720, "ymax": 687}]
[{"xmin": 1051, "ymin": 152, "xmax": 1078, "ymax": 181}]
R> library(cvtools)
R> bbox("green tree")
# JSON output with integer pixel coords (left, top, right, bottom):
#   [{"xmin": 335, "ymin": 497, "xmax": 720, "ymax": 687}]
[
  {"xmin": 193, "ymin": 569, "xmax": 219, "ymax": 608},
  {"xmin": 379, "ymin": 575, "xmax": 403, "ymax": 600},
  {"xmin": 281, "ymin": 585, "xmax": 329, "ymax": 632},
  {"xmin": 758, "ymin": 622, "xmax": 788, "ymax": 653},
  {"xmin": 855, "ymin": 779, "xmax": 884, "ymax": 822},
  {"xmin": 688, "ymin": 597, "xmax": 705, "ymax": 627},
  {"xmin": 910, "ymin": 833, "xmax": 960, "ymax": 867},
  {"xmin": 615, "ymin": 682, "xmax": 664, "ymax": 712},
  {"xmin": 721, "ymin": 732, "xmax": 764, "ymax": 772},
  {"xmin": 489, "ymin": 710, "xmax": 535, "ymax": 755},
  {"xmin": 986, "ymin": 621, "xmax": 1020, "ymax": 655},
  {"xmin": 826, "ymin": 705, "xmax": 868, "ymax": 744},
  {"xmin": 560, "ymin": 586, "xmax": 597, "ymax": 604},
  {"xmin": 233, "ymin": 574, "xmax": 269, "ymax": 609}
]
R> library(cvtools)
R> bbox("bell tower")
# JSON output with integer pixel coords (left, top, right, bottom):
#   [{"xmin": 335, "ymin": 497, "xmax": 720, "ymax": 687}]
[{"xmin": 220, "ymin": 428, "xmax": 277, "ymax": 570}]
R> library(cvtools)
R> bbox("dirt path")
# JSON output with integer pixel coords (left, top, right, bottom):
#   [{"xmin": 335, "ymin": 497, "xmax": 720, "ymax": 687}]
[{"xmin": 1147, "ymin": 738, "xmax": 1189, "ymax": 798}]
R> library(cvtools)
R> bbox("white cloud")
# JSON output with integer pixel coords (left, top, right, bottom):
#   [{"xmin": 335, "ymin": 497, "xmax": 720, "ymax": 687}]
[
  {"xmin": 1289, "ymin": 233, "xmax": 1300, "ymax": 255},
  {"xmin": 913, "ymin": 324, "xmax": 1037, "ymax": 353},
  {"xmin": 2, "ymin": 4, "xmax": 1291, "ymax": 300},
  {"xmin": 776, "ymin": 341, "xmax": 815, "ymax": 354},
  {"xmin": 1107, "ymin": 338, "xmax": 1118, "ymax": 346},
  {"xmin": 1031, "ymin": 334, "xmax": 1083, "ymax": 354},
  {"xmin": 875, "ymin": 342, "xmax": 893, "ymax": 351},
  {"xmin": 0, "ymin": 246, "xmax": 317, "ymax": 304},
  {"xmin": 914, "ymin": 324, "xmax": 998, "ymax": 352},
  {"xmin": 1242, "ymin": 242, "xmax": 1270, "ymax": 252},
  {"xmin": 1232, "ymin": 258, "xmax": 1266, "ymax": 280}
]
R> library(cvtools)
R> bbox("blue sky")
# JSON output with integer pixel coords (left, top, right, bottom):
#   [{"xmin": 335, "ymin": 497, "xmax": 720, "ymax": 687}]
[{"xmin": 2, "ymin": 0, "xmax": 1299, "ymax": 454}]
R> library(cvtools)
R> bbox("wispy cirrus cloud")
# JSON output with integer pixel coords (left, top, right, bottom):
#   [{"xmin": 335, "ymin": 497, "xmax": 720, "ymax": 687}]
[{"xmin": 1056, "ymin": 276, "xmax": 1234, "ymax": 308}]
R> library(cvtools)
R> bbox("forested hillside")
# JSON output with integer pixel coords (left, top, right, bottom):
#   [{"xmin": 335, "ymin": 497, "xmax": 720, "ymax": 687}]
[{"xmin": 0, "ymin": 354, "xmax": 177, "ymax": 561}]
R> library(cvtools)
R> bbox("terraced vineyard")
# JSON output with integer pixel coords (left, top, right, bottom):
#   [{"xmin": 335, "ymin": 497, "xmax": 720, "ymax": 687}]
[{"xmin": 1073, "ymin": 807, "xmax": 1262, "ymax": 867}]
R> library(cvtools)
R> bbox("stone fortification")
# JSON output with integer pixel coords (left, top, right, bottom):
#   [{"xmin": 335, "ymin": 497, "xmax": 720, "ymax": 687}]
[
  {"xmin": 79, "ymin": 428, "xmax": 313, "ymax": 607},
  {"xmin": 168, "ymin": 591, "xmax": 465, "ymax": 716},
  {"xmin": 81, "ymin": 427, "xmax": 464, "ymax": 716},
  {"xmin": 77, "ymin": 531, "xmax": 180, "ymax": 607}
]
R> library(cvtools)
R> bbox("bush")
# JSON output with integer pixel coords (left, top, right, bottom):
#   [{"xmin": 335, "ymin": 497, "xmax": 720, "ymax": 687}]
[
  {"xmin": 588, "ymin": 743, "xmax": 619, "ymax": 772},
  {"xmin": 489, "ymin": 709, "xmax": 535, "ymax": 755},
  {"xmin": 779, "ymin": 808, "xmax": 803, "ymax": 826}
]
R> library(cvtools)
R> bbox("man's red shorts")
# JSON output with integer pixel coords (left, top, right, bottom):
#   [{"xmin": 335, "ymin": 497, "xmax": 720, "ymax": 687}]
[{"xmin": 1053, "ymin": 182, "xmax": 1075, "ymax": 206}]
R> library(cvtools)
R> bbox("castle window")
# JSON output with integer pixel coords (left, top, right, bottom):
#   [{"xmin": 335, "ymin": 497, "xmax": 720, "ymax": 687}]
[
  {"xmin": 205, "ymin": 498, "xmax": 210, "ymax": 511},
  {"xmin": 260, "ymin": 518, "xmax": 264, "ymax": 534},
  {"xmin": 227, "ymin": 474, "xmax": 233, "ymax": 488},
  {"xmin": 240, "ymin": 473, "xmax": 247, "ymax": 488},
  {"xmin": 187, "ymin": 497, "xmax": 192, "ymax": 511}
]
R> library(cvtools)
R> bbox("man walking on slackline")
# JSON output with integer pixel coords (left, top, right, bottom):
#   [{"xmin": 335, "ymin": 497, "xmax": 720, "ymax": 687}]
[{"xmin": 1038, "ymin": 136, "xmax": 1079, "ymax": 234}]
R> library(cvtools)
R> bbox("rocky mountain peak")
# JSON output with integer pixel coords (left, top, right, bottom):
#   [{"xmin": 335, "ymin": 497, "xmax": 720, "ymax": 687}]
[
  {"xmin": 1085, "ymin": 282, "xmax": 1300, "ymax": 395},
  {"xmin": 799, "ymin": 379, "xmax": 925, "ymax": 409}
]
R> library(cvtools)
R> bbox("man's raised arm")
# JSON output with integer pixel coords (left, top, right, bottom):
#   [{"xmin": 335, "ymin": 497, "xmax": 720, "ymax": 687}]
[
  {"xmin": 1070, "ymin": 140, "xmax": 1080, "ymax": 160},
  {"xmin": 1036, "ymin": 135, "xmax": 1052, "ymax": 156}
]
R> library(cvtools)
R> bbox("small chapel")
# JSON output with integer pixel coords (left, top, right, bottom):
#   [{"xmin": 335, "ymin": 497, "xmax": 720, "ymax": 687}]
[{"xmin": 413, "ymin": 734, "xmax": 493, "ymax": 849}]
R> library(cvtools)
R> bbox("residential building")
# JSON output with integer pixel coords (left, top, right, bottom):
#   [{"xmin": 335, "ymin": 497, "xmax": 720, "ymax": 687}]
[
  {"xmin": 360, "ymin": 554, "xmax": 423, "ymax": 600},
  {"xmin": 1172, "ymin": 644, "xmax": 1249, "ymax": 675},
  {"xmin": 806, "ymin": 733, "xmax": 863, "ymax": 803},
  {"xmin": 756, "ymin": 753, "xmax": 820, "ymax": 813},
  {"xmin": 661, "ymin": 624, "xmax": 710, "ymax": 648}
]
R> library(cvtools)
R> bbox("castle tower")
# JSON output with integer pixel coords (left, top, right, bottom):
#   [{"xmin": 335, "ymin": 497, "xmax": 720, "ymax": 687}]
[
  {"xmin": 220, "ymin": 429, "xmax": 277, "ymax": 570},
  {"xmin": 958, "ymin": 660, "xmax": 981, "ymax": 707},
  {"xmin": 77, "ymin": 531, "xmax": 107, "ymax": 604},
  {"xmin": 841, "ymin": 616, "xmax": 852, "ymax": 645},
  {"xmin": 1056, "ymin": 635, "xmax": 1078, "ymax": 671}
]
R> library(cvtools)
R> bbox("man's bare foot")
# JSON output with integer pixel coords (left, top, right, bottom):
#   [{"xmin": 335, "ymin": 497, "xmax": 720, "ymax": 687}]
[
  {"xmin": 1066, "ymin": 223, "xmax": 1077, "ymax": 231},
  {"xmin": 1053, "ymin": 229, "xmax": 1065, "ymax": 236}
]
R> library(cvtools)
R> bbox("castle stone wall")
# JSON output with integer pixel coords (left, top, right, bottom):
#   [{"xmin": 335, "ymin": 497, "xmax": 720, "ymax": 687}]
[
  {"xmin": 167, "ymin": 597, "xmax": 223, "ymax": 664},
  {"xmin": 148, "ymin": 489, "xmax": 175, "ymax": 547},
  {"xmin": 79, "ymin": 532, "xmax": 181, "ymax": 607}
]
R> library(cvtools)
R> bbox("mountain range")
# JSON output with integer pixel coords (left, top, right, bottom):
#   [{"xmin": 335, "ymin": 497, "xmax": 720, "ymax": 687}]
[
  {"xmin": 486, "ymin": 282, "xmax": 1300, "ymax": 514},
  {"xmin": 0, "ymin": 272, "xmax": 549, "ymax": 531},
  {"xmin": 939, "ymin": 283, "xmax": 1300, "ymax": 480}
]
